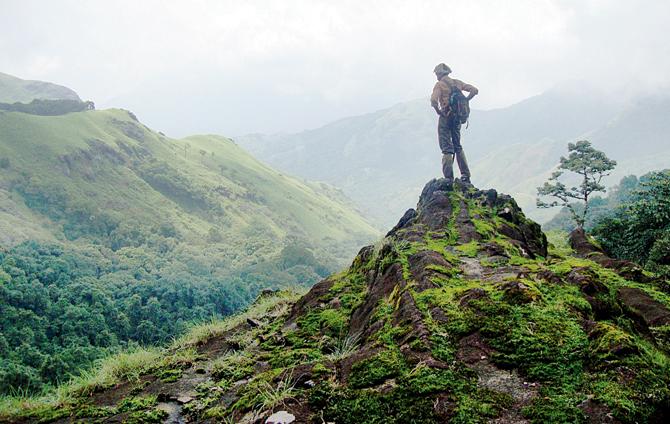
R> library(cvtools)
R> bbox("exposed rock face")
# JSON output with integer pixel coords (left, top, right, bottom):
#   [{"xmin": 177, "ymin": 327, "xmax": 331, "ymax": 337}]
[
  {"xmin": 618, "ymin": 287, "xmax": 670, "ymax": 328},
  {"xmin": 26, "ymin": 180, "xmax": 670, "ymax": 424}
]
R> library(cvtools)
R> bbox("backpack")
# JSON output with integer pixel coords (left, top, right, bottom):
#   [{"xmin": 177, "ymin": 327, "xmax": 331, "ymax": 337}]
[{"xmin": 448, "ymin": 85, "xmax": 470, "ymax": 125}]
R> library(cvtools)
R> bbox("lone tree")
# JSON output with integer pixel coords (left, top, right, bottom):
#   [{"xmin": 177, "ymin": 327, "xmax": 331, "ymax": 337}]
[{"xmin": 537, "ymin": 140, "xmax": 617, "ymax": 229}]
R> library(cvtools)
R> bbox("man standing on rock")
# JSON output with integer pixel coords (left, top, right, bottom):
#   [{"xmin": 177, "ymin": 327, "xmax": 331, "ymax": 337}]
[{"xmin": 430, "ymin": 63, "xmax": 478, "ymax": 188}]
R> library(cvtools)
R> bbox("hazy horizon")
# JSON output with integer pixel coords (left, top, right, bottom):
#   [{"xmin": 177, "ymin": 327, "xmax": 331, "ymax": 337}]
[{"xmin": 2, "ymin": 0, "xmax": 669, "ymax": 137}]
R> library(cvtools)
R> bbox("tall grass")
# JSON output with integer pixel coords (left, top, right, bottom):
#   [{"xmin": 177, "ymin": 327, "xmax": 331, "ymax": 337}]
[
  {"xmin": 0, "ymin": 290, "xmax": 301, "ymax": 421},
  {"xmin": 0, "ymin": 348, "xmax": 161, "ymax": 420}
]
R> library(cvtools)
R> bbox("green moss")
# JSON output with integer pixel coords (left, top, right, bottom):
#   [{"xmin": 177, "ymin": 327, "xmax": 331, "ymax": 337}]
[
  {"xmin": 299, "ymin": 307, "xmax": 349, "ymax": 338},
  {"xmin": 429, "ymin": 333, "xmax": 457, "ymax": 363},
  {"xmin": 498, "ymin": 279, "xmax": 542, "ymax": 304},
  {"xmin": 337, "ymin": 273, "xmax": 368, "ymax": 312},
  {"xmin": 415, "ymin": 282, "xmax": 491, "ymax": 337},
  {"xmin": 211, "ymin": 351, "xmax": 255, "ymax": 382},
  {"xmin": 378, "ymin": 252, "xmax": 398, "ymax": 275},
  {"xmin": 547, "ymin": 256, "xmax": 597, "ymax": 276},
  {"xmin": 326, "ymin": 271, "xmax": 350, "ymax": 294},
  {"xmin": 522, "ymin": 388, "xmax": 586, "ymax": 423},
  {"xmin": 269, "ymin": 346, "xmax": 323, "ymax": 368},
  {"xmin": 651, "ymin": 324, "xmax": 670, "ymax": 352},
  {"xmin": 482, "ymin": 303, "xmax": 588, "ymax": 384},
  {"xmin": 583, "ymin": 338, "xmax": 670, "ymax": 422},
  {"xmin": 492, "ymin": 237, "xmax": 521, "ymax": 257},
  {"xmin": 74, "ymin": 405, "xmax": 116, "ymax": 418},
  {"xmin": 230, "ymin": 368, "xmax": 294, "ymax": 413},
  {"xmin": 348, "ymin": 349, "xmax": 406, "ymax": 389},
  {"xmin": 537, "ymin": 280, "xmax": 592, "ymax": 316},
  {"xmin": 311, "ymin": 362, "xmax": 331, "ymax": 376},
  {"xmin": 426, "ymin": 263, "xmax": 460, "ymax": 278},
  {"xmin": 125, "ymin": 408, "xmax": 169, "ymax": 424},
  {"xmin": 452, "ymin": 389, "xmax": 515, "ymax": 423},
  {"xmin": 456, "ymin": 241, "xmax": 479, "ymax": 258},
  {"xmin": 507, "ymin": 255, "xmax": 542, "ymax": 272},
  {"xmin": 19, "ymin": 407, "xmax": 71, "ymax": 424},
  {"xmin": 400, "ymin": 365, "xmax": 469, "ymax": 395},
  {"xmin": 202, "ymin": 405, "xmax": 229, "ymax": 419},
  {"xmin": 589, "ymin": 322, "xmax": 636, "ymax": 360},
  {"xmin": 309, "ymin": 381, "xmax": 440, "ymax": 424},
  {"xmin": 117, "ymin": 395, "xmax": 158, "ymax": 412},
  {"xmin": 419, "ymin": 235, "xmax": 462, "ymax": 265},
  {"xmin": 375, "ymin": 321, "xmax": 411, "ymax": 348},
  {"xmin": 472, "ymin": 218, "xmax": 495, "ymax": 239},
  {"xmin": 312, "ymin": 361, "xmax": 513, "ymax": 424},
  {"xmin": 157, "ymin": 368, "xmax": 182, "ymax": 383}
]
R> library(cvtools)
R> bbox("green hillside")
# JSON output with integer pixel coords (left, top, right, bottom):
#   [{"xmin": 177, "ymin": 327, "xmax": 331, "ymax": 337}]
[
  {"xmin": 0, "ymin": 108, "xmax": 377, "ymax": 258},
  {"xmin": 0, "ymin": 73, "xmax": 81, "ymax": 104},
  {"xmin": 0, "ymin": 101, "xmax": 378, "ymax": 395}
]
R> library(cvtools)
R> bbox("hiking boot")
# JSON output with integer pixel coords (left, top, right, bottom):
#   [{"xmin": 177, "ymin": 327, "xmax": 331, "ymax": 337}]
[
  {"xmin": 460, "ymin": 176, "xmax": 473, "ymax": 186},
  {"xmin": 441, "ymin": 153, "xmax": 455, "ymax": 182},
  {"xmin": 455, "ymin": 150, "xmax": 471, "ymax": 183}
]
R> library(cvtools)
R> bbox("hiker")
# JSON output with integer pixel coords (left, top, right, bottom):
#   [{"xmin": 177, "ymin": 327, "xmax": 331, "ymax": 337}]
[{"xmin": 430, "ymin": 63, "xmax": 478, "ymax": 187}]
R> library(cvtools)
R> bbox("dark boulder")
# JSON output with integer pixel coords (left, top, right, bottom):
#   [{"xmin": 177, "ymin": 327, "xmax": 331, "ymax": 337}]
[
  {"xmin": 618, "ymin": 287, "xmax": 670, "ymax": 329},
  {"xmin": 386, "ymin": 208, "xmax": 417, "ymax": 238},
  {"xmin": 416, "ymin": 178, "xmax": 455, "ymax": 230}
]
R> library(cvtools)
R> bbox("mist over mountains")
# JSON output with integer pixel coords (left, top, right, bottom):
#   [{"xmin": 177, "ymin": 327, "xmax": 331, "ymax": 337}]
[{"xmin": 238, "ymin": 83, "xmax": 670, "ymax": 226}]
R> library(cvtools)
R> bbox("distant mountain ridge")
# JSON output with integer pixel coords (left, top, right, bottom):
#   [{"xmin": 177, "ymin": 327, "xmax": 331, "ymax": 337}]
[
  {"xmin": 0, "ymin": 72, "xmax": 81, "ymax": 103},
  {"xmin": 238, "ymin": 84, "xmax": 670, "ymax": 226}
]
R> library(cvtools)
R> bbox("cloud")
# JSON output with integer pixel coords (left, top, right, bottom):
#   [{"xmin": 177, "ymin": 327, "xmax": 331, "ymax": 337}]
[{"xmin": 0, "ymin": 0, "xmax": 668, "ymax": 135}]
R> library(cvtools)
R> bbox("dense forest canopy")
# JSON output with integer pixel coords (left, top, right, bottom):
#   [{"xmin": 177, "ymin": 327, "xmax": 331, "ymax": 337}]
[
  {"xmin": 0, "ymin": 238, "xmax": 331, "ymax": 394},
  {"xmin": 592, "ymin": 170, "xmax": 670, "ymax": 277}
]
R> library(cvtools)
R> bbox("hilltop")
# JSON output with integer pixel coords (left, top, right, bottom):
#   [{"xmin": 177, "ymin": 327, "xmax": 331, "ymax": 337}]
[
  {"xmin": 6, "ymin": 180, "xmax": 669, "ymax": 423},
  {"xmin": 0, "ymin": 104, "xmax": 377, "ymax": 264},
  {"xmin": 0, "ymin": 73, "xmax": 81, "ymax": 104}
]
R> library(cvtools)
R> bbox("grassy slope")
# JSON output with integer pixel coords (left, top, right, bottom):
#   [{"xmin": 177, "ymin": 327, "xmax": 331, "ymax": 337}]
[
  {"xmin": 0, "ymin": 109, "xmax": 378, "ymax": 266},
  {"xmin": 0, "ymin": 72, "xmax": 81, "ymax": 104},
  {"xmin": 6, "ymin": 184, "xmax": 668, "ymax": 423}
]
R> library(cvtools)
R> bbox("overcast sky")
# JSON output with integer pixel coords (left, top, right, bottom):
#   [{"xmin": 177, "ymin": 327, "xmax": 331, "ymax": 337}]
[{"xmin": 1, "ymin": 0, "xmax": 669, "ymax": 136}]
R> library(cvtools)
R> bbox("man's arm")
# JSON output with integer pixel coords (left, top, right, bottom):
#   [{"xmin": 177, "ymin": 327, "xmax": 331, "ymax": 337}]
[
  {"xmin": 455, "ymin": 80, "xmax": 479, "ymax": 100},
  {"xmin": 430, "ymin": 83, "xmax": 443, "ymax": 115}
]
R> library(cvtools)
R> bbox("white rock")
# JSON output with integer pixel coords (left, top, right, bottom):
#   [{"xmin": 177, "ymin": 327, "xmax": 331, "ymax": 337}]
[
  {"xmin": 176, "ymin": 395, "xmax": 194, "ymax": 404},
  {"xmin": 266, "ymin": 410, "xmax": 296, "ymax": 424}
]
